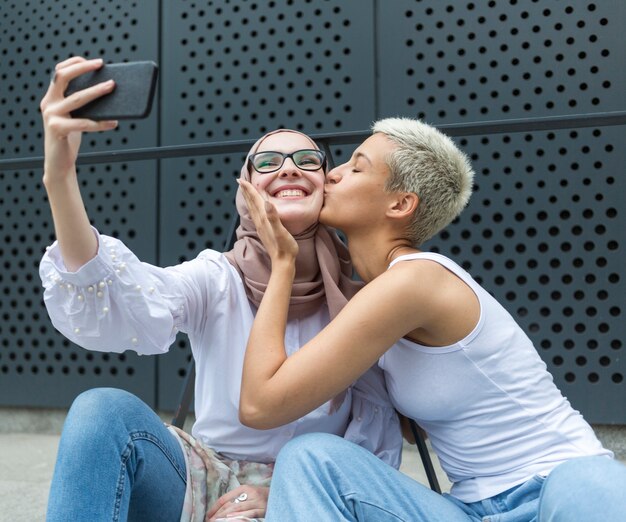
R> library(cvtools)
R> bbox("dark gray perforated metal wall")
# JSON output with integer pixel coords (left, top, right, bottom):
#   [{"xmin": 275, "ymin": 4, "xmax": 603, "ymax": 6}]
[
  {"xmin": 0, "ymin": 0, "xmax": 159, "ymax": 407},
  {"xmin": 0, "ymin": 1, "xmax": 623, "ymax": 421},
  {"xmin": 376, "ymin": 0, "xmax": 625, "ymax": 423}
]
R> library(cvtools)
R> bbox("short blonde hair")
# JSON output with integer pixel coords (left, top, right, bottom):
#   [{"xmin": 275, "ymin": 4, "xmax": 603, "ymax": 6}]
[{"xmin": 372, "ymin": 117, "xmax": 474, "ymax": 246}]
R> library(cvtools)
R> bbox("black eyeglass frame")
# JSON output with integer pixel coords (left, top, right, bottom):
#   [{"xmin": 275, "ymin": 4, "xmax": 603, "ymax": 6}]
[{"xmin": 247, "ymin": 149, "xmax": 327, "ymax": 174}]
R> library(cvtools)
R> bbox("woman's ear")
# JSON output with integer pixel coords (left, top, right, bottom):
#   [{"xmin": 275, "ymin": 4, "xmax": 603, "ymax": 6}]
[{"xmin": 386, "ymin": 192, "xmax": 419, "ymax": 219}]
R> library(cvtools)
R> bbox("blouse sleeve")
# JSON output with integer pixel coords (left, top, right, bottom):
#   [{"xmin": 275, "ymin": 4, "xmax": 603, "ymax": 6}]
[
  {"xmin": 39, "ymin": 228, "xmax": 226, "ymax": 355},
  {"xmin": 344, "ymin": 364, "xmax": 403, "ymax": 469}
]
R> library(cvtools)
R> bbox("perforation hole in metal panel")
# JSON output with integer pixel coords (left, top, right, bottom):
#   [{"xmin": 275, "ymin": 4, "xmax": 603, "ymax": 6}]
[
  {"xmin": 0, "ymin": 169, "xmax": 48, "ymax": 378},
  {"xmin": 379, "ymin": 1, "xmax": 624, "ymax": 123}
]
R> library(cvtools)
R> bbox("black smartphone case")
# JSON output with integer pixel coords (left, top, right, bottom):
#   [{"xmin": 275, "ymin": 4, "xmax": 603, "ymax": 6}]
[{"xmin": 65, "ymin": 61, "xmax": 158, "ymax": 120}]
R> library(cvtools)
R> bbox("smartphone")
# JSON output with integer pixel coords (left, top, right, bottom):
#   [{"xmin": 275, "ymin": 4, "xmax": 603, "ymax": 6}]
[{"xmin": 65, "ymin": 61, "xmax": 158, "ymax": 120}]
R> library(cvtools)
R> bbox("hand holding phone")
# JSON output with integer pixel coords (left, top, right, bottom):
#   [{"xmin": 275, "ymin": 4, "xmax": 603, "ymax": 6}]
[{"xmin": 64, "ymin": 61, "xmax": 158, "ymax": 120}]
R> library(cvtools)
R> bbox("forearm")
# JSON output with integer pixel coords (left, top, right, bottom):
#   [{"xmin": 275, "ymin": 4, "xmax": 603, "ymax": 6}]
[
  {"xmin": 43, "ymin": 170, "xmax": 98, "ymax": 272},
  {"xmin": 240, "ymin": 260, "xmax": 295, "ymax": 427},
  {"xmin": 40, "ymin": 57, "xmax": 116, "ymax": 272}
]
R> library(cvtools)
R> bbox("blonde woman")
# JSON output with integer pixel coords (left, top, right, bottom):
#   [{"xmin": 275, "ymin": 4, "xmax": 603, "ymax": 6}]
[{"xmin": 238, "ymin": 117, "xmax": 626, "ymax": 521}]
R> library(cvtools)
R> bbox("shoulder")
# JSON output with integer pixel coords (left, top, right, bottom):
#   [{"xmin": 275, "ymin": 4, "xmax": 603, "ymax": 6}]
[
  {"xmin": 194, "ymin": 248, "xmax": 228, "ymax": 264},
  {"xmin": 384, "ymin": 257, "xmax": 455, "ymax": 293},
  {"xmin": 340, "ymin": 261, "xmax": 444, "ymax": 326},
  {"xmin": 364, "ymin": 257, "xmax": 476, "ymax": 326},
  {"xmin": 176, "ymin": 248, "xmax": 232, "ymax": 271},
  {"xmin": 166, "ymin": 249, "xmax": 243, "ymax": 291}
]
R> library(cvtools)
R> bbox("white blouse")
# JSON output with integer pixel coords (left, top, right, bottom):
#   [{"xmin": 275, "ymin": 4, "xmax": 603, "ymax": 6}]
[{"xmin": 40, "ymin": 229, "xmax": 402, "ymax": 467}]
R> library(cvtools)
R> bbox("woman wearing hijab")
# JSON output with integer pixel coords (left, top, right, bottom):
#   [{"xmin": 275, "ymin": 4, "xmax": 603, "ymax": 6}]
[{"xmin": 40, "ymin": 57, "xmax": 401, "ymax": 521}]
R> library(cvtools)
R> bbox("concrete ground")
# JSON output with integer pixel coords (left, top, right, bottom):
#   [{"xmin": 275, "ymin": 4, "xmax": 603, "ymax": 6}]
[
  {"xmin": 0, "ymin": 433, "xmax": 60, "ymax": 522},
  {"xmin": 0, "ymin": 410, "xmax": 449, "ymax": 522},
  {"xmin": 2, "ymin": 409, "xmax": 623, "ymax": 522}
]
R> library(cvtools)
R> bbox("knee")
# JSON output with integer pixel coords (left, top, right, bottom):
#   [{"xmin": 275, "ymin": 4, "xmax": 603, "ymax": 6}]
[
  {"xmin": 68, "ymin": 388, "xmax": 133, "ymax": 419},
  {"xmin": 277, "ymin": 433, "xmax": 360, "ymax": 471},
  {"xmin": 548, "ymin": 456, "xmax": 626, "ymax": 492},
  {"xmin": 64, "ymin": 388, "xmax": 142, "ymax": 437},
  {"xmin": 540, "ymin": 457, "xmax": 626, "ymax": 518},
  {"xmin": 272, "ymin": 434, "xmax": 351, "ymax": 489}
]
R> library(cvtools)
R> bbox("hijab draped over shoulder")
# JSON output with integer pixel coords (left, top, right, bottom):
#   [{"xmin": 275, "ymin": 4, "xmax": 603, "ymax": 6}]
[{"xmin": 224, "ymin": 129, "xmax": 362, "ymax": 320}]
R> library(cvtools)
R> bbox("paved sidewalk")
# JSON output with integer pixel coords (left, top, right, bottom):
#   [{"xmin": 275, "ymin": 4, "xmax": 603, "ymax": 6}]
[
  {"xmin": 2, "ymin": 425, "xmax": 623, "ymax": 521},
  {"xmin": 0, "ymin": 433, "xmax": 59, "ymax": 522},
  {"xmin": 0, "ymin": 433, "xmax": 449, "ymax": 522}
]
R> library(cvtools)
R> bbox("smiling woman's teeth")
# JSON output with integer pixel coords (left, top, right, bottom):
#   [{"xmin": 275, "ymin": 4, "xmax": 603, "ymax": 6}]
[{"xmin": 276, "ymin": 189, "xmax": 305, "ymax": 198}]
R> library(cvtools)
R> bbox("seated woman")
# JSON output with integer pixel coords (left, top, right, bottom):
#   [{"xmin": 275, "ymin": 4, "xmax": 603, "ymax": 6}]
[
  {"xmin": 39, "ymin": 57, "xmax": 401, "ymax": 522},
  {"xmin": 238, "ymin": 117, "xmax": 626, "ymax": 521}
]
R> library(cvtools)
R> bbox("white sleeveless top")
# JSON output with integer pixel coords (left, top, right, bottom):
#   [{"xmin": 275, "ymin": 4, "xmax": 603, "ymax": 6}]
[{"xmin": 379, "ymin": 252, "xmax": 612, "ymax": 502}]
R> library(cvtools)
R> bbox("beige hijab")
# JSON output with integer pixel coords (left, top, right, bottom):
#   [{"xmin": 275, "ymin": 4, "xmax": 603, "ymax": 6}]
[
  {"xmin": 224, "ymin": 129, "xmax": 362, "ymax": 320},
  {"xmin": 224, "ymin": 129, "xmax": 362, "ymax": 413}
]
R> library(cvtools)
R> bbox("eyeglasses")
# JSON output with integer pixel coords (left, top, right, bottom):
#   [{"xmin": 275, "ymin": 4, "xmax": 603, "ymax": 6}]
[{"xmin": 248, "ymin": 149, "xmax": 326, "ymax": 174}]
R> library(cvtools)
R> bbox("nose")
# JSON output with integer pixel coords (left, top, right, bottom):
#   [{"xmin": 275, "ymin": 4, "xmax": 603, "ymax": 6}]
[
  {"xmin": 325, "ymin": 167, "xmax": 342, "ymax": 184},
  {"xmin": 278, "ymin": 157, "xmax": 303, "ymax": 178}
]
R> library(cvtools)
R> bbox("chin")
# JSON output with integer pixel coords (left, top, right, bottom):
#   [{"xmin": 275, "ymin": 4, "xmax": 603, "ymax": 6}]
[{"xmin": 278, "ymin": 210, "xmax": 321, "ymax": 235}]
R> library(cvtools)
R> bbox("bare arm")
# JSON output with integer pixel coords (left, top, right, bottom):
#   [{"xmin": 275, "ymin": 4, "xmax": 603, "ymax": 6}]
[
  {"xmin": 241, "ymin": 268, "xmax": 430, "ymax": 428},
  {"xmin": 40, "ymin": 57, "xmax": 118, "ymax": 271},
  {"xmin": 237, "ymin": 181, "xmax": 432, "ymax": 429}
]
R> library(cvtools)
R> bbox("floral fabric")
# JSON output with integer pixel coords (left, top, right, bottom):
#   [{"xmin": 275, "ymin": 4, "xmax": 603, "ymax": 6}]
[{"xmin": 169, "ymin": 426, "xmax": 274, "ymax": 522}]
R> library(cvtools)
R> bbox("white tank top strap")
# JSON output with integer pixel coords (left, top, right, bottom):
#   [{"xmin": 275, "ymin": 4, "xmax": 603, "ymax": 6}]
[{"xmin": 388, "ymin": 252, "xmax": 478, "ymax": 291}]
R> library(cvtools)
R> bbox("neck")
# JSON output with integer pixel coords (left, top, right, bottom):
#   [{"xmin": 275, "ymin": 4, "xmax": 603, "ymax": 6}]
[{"xmin": 346, "ymin": 230, "xmax": 417, "ymax": 283}]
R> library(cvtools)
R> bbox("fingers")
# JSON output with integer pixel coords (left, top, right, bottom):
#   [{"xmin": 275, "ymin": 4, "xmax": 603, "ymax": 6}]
[
  {"xmin": 205, "ymin": 492, "xmax": 229, "ymax": 518},
  {"xmin": 238, "ymin": 179, "xmax": 291, "ymax": 238},
  {"xmin": 264, "ymin": 199, "xmax": 280, "ymax": 222},
  {"xmin": 206, "ymin": 487, "xmax": 245, "ymax": 518},
  {"xmin": 50, "ymin": 58, "xmax": 104, "ymax": 92},
  {"xmin": 50, "ymin": 57, "xmax": 87, "ymax": 84},
  {"xmin": 237, "ymin": 179, "xmax": 298, "ymax": 259},
  {"xmin": 210, "ymin": 505, "xmax": 265, "ymax": 521},
  {"xmin": 238, "ymin": 179, "xmax": 268, "ymax": 226},
  {"xmin": 55, "ymin": 56, "xmax": 88, "ymax": 71},
  {"xmin": 216, "ymin": 508, "xmax": 264, "ymax": 520},
  {"xmin": 46, "ymin": 115, "xmax": 118, "ymax": 136},
  {"xmin": 42, "ymin": 57, "xmax": 104, "ymax": 111},
  {"xmin": 50, "ymin": 56, "xmax": 87, "ymax": 83},
  {"xmin": 41, "ymin": 57, "xmax": 118, "ymax": 139},
  {"xmin": 238, "ymin": 179, "xmax": 263, "ymax": 209},
  {"xmin": 57, "ymin": 79, "xmax": 116, "ymax": 115},
  {"xmin": 238, "ymin": 179, "xmax": 279, "ymax": 224},
  {"xmin": 207, "ymin": 486, "xmax": 266, "ymax": 521}
]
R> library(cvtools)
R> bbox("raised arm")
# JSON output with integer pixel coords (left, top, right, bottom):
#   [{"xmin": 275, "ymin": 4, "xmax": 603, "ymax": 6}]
[
  {"xmin": 237, "ymin": 180, "xmax": 425, "ymax": 429},
  {"xmin": 40, "ymin": 57, "xmax": 118, "ymax": 271}
]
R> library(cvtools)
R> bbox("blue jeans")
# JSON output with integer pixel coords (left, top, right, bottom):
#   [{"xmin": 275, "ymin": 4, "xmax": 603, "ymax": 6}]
[
  {"xmin": 46, "ymin": 388, "xmax": 187, "ymax": 521},
  {"xmin": 265, "ymin": 433, "xmax": 626, "ymax": 521}
]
